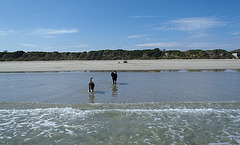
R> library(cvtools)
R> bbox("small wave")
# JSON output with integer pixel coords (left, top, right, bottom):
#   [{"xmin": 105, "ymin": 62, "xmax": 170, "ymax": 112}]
[
  {"xmin": 0, "ymin": 106, "xmax": 239, "ymax": 144},
  {"xmin": 2, "ymin": 101, "xmax": 240, "ymax": 110}
]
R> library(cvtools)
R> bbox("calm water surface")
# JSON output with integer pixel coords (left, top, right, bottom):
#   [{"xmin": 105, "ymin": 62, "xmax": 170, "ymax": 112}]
[
  {"xmin": 0, "ymin": 71, "xmax": 239, "ymax": 104},
  {"xmin": 0, "ymin": 71, "xmax": 239, "ymax": 144}
]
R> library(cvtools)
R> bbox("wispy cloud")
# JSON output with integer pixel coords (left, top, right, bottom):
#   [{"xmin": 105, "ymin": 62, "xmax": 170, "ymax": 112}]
[
  {"xmin": 42, "ymin": 35, "xmax": 56, "ymax": 38},
  {"xmin": 135, "ymin": 42, "xmax": 179, "ymax": 47},
  {"xmin": 230, "ymin": 31, "xmax": 240, "ymax": 35},
  {"xmin": 0, "ymin": 30, "xmax": 15, "ymax": 36},
  {"xmin": 127, "ymin": 34, "xmax": 146, "ymax": 39},
  {"xmin": 184, "ymin": 42, "xmax": 237, "ymax": 50},
  {"xmin": 21, "ymin": 43, "xmax": 37, "ymax": 48},
  {"xmin": 135, "ymin": 42, "xmax": 231, "ymax": 50},
  {"xmin": 34, "ymin": 28, "xmax": 78, "ymax": 35},
  {"xmin": 185, "ymin": 43, "xmax": 215, "ymax": 48},
  {"xmin": 42, "ymin": 44, "xmax": 89, "ymax": 52},
  {"xmin": 157, "ymin": 17, "xmax": 226, "ymax": 32},
  {"xmin": 131, "ymin": 15, "xmax": 160, "ymax": 18},
  {"xmin": 64, "ymin": 44, "xmax": 88, "ymax": 48}
]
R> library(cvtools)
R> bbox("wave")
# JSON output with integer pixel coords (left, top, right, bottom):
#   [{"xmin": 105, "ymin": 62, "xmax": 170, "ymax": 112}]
[
  {"xmin": 1, "ymin": 101, "xmax": 240, "ymax": 110},
  {"xmin": 1, "ymin": 104, "xmax": 240, "ymax": 144}
]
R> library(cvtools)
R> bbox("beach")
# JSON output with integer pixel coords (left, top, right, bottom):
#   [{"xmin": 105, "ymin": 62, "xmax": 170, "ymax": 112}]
[
  {"xmin": 1, "ymin": 60, "xmax": 240, "ymax": 144},
  {"xmin": 0, "ymin": 59, "xmax": 240, "ymax": 72}
]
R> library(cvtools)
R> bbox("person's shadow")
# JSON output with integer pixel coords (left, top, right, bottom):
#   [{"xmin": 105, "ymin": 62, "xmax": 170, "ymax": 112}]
[{"xmin": 118, "ymin": 83, "xmax": 128, "ymax": 85}]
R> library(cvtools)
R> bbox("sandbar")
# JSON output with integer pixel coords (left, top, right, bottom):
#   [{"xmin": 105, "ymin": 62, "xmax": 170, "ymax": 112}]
[{"xmin": 0, "ymin": 59, "xmax": 240, "ymax": 72}]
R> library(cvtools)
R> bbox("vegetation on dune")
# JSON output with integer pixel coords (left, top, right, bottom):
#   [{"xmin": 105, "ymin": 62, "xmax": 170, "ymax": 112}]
[{"xmin": 0, "ymin": 48, "xmax": 239, "ymax": 61}]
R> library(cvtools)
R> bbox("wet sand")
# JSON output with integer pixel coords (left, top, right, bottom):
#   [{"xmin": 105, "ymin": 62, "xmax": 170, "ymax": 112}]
[{"xmin": 0, "ymin": 59, "xmax": 240, "ymax": 72}]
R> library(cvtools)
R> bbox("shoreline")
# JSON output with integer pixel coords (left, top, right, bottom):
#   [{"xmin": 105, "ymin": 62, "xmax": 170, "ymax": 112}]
[{"xmin": 0, "ymin": 59, "xmax": 240, "ymax": 73}]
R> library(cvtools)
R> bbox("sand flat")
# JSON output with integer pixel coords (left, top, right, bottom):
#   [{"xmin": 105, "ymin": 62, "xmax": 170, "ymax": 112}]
[{"xmin": 0, "ymin": 59, "xmax": 240, "ymax": 72}]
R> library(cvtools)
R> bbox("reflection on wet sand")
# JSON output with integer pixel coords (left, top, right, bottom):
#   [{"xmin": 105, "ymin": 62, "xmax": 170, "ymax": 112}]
[
  {"xmin": 112, "ymin": 84, "xmax": 118, "ymax": 97},
  {"xmin": 89, "ymin": 92, "xmax": 95, "ymax": 103}
]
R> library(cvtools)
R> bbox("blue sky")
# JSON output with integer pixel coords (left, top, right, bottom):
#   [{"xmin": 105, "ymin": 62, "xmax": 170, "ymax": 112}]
[{"xmin": 0, "ymin": 0, "xmax": 240, "ymax": 52}]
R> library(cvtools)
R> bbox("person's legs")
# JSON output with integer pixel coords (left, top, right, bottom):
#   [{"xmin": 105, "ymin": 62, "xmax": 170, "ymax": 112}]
[
  {"xmin": 112, "ymin": 79, "xmax": 115, "ymax": 84},
  {"xmin": 91, "ymin": 84, "xmax": 94, "ymax": 92}
]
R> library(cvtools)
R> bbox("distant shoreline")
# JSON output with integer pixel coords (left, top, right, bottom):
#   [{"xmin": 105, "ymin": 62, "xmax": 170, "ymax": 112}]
[
  {"xmin": 1, "ymin": 49, "xmax": 239, "ymax": 61},
  {"xmin": 0, "ymin": 59, "xmax": 240, "ymax": 73}
]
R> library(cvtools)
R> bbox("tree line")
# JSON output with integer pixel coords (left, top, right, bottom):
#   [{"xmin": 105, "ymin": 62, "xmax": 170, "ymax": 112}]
[{"xmin": 0, "ymin": 48, "xmax": 239, "ymax": 61}]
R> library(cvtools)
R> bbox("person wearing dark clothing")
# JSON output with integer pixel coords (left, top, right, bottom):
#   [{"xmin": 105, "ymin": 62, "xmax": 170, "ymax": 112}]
[
  {"xmin": 111, "ymin": 71, "xmax": 117, "ymax": 84},
  {"xmin": 89, "ymin": 77, "xmax": 95, "ymax": 92}
]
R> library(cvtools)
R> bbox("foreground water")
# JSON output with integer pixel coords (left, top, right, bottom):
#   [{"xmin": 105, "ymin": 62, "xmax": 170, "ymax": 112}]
[{"xmin": 0, "ymin": 71, "xmax": 240, "ymax": 144}]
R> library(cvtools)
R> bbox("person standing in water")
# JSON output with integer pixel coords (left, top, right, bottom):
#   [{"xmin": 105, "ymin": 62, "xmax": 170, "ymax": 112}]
[
  {"xmin": 111, "ymin": 71, "xmax": 117, "ymax": 84},
  {"xmin": 89, "ymin": 77, "xmax": 95, "ymax": 92}
]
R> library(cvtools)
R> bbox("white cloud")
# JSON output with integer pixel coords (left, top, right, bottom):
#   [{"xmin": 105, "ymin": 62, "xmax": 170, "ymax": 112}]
[
  {"xmin": 135, "ymin": 42, "xmax": 231, "ymax": 50},
  {"xmin": 127, "ymin": 35, "xmax": 146, "ymax": 39},
  {"xmin": 42, "ymin": 35, "xmax": 56, "ymax": 38},
  {"xmin": 21, "ymin": 43, "xmax": 37, "ymax": 47},
  {"xmin": 230, "ymin": 32, "xmax": 240, "ymax": 35},
  {"xmin": 135, "ymin": 42, "xmax": 179, "ymax": 47},
  {"xmin": 34, "ymin": 28, "xmax": 78, "ymax": 35},
  {"xmin": 184, "ymin": 42, "xmax": 238, "ymax": 50},
  {"xmin": 185, "ymin": 43, "xmax": 215, "ymax": 48},
  {"xmin": 41, "ymin": 44, "xmax": 89, "ymax": 52},
  {"xmin": 158, "ymin": 17, "xmax": 226, "ymax": 32},
  {"xmin": 185, "ymin": 32, "xmax": 213, "ymax": 42},
  {"xmin": 64, "ymin": 44, "xmax": 88, "ymax": 48},
  {"xmin": 131, "ymin": 15, "xmax": 160, "ymax": 18},
  {"xmin": 0, "ymin": 30, "xmax": 15, "ymax": 36}
]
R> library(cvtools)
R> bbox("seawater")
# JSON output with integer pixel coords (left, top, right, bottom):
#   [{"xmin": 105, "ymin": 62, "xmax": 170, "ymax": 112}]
[{"xmin": 0, "ymin": 71, "xmax": 240, "ymax": 144}]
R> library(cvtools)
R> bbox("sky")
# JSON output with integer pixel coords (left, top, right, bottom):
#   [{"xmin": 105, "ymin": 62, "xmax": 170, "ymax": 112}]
[{"xmin": 0, "ymin": 0, "xmax": 240, "ymax": 52}]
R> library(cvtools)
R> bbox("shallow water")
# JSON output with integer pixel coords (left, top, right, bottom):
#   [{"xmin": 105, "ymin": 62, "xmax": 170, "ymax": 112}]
[
  {"xmin": 0, "ymin": 102, "xmax": 239, "ymax": 145},
  {"xmin": 0, "ymin": 71, "xmax": 240, "ymax": 144},
  {"xmin": 0, "ymin": 70, "xmax": 239, "ymax": 104}
]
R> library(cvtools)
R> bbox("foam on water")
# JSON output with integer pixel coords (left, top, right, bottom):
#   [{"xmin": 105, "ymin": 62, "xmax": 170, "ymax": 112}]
[{"xmin": 0, "ymin": 102, "xmax": 240, "ymax": 144}]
